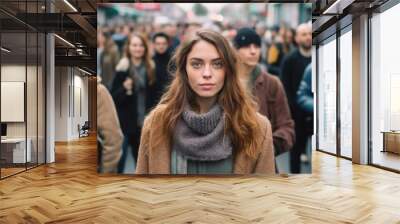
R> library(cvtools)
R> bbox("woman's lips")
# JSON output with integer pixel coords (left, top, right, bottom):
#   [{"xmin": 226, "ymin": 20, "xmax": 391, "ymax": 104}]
[{"xmin": 199, "ymin": 83, "xmax": 215, "ymax": 91}]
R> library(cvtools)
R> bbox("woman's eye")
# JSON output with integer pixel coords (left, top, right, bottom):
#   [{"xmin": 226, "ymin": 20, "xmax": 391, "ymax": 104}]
[
  {"xmin": 212, "ymin": 61, "xmax": 224, "ymax": 69},
  {"xmin": 191, "ymin": 62, "xmax": 202, "ymax": 69}
]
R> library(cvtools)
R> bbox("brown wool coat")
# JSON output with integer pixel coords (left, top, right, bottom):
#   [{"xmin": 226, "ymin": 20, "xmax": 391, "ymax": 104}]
[
  {"xmin": 252, "ymin": 71, "xmax": 295, "ymax": 153},
  {"xmin": 135, "ymin": 106, "xmax": 275, "ymax": 175},
  {"xmin": 97, "ymin": 83, "xmax": 123, "ymax": 173}
]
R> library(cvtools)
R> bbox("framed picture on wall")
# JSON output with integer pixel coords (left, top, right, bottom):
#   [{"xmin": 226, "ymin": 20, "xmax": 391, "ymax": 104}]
[{"xmin": 1, "ymin": 81, "xmax": 25, "ymax": 122}]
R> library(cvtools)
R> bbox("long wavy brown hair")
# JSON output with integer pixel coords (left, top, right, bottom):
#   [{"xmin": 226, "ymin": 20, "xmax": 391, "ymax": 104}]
[
  {"xmin": 124, "ymin": 33, "xmax": 155, "ymax": 85},
  {"xmin": 148, "ymin": 30, "xmax": 264, "ymax": 158}
]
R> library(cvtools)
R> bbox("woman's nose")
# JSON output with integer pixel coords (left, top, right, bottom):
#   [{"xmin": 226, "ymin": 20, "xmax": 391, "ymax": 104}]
[{"xmin": 202, "ymin": 64, "xmax": 212, "ymax": 79}]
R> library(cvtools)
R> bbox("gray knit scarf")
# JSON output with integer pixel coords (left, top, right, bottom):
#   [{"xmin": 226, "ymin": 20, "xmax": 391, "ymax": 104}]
[{"xmin": 172, "ymin": 103, "xmax": 232, "ymax": 161}]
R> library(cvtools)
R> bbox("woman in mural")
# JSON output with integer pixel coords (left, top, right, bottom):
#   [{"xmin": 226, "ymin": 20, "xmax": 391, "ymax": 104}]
[
  {"xmin": 135, "ymin": 30, "xmax": 275, "ymax": 174},
  {"xmin": 111, "ymin": 33, "xmax": 155, "ymax": 173}
]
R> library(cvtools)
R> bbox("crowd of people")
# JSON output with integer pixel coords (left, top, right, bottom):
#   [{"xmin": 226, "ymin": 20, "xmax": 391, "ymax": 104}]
[{"xmin": 97, "ymin": 19, "xmax": 313, "ymax": 174}]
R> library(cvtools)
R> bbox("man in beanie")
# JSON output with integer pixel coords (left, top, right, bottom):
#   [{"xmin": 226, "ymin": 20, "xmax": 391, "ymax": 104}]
[{"xmin": 234, "ymin": 27, "xmax": 295, "ymax": 171}]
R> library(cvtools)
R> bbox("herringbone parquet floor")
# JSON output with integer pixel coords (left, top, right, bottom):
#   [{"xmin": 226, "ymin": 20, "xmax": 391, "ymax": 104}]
[{"xmin": 1, "ymin": 135, "xmax": 400, "ymax": 223}]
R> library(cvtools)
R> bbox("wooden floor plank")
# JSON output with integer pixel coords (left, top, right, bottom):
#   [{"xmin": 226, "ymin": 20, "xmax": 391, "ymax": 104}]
[{"xmin": 0, "ymin": 135, "xmax": 400, "ymax": 223}]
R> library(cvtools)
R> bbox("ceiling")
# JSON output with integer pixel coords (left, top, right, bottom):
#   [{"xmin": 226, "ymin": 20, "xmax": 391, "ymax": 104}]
[
  {"xmin": 7, "ymin": 0, "xmax": 394, "ymax": 72},
  {"xmin": 312, "ymin": 0, "xmax": 390, "ymax": 43},
  {"xmin": 0, "ymin": 0, "xmax": 97, "ymax": 74}
]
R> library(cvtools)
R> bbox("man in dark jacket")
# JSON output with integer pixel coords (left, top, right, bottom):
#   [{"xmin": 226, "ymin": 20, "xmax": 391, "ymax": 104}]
[
  {"xmin": 151, "ymin": 32, "xmax": 173, "ymax": 108},
  {"xmin": 234, "ymin": 27, "xmax": 295, "ymax": 164},
  {"xmin": 296, "ymin": 64, "xmax": 313, "ymax": 171},
  {"xmin": 297, "ymin": 64, "xmax": 313, "ymax": 116},
  {"xmin": 162, "ymin": 23, "xmax": 180, "ymax": 54},
  {"xmin": 280, "ymin": 23, "xmax": 312, "ymax": 173}
]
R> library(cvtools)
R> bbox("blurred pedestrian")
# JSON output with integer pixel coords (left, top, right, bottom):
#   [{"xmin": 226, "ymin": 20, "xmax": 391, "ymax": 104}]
[
  {"xmin": 111, "ymin": 33, "xmax": 156, "ymax": 172},
  {"xmin": 255, "ymin": 22, "xmax": 268, "ymax": 68},
  {"xmin": 151, "ymin": 32, "xmax": 173, "ymax": 108},
  {"xmin": 266, "ymin": 24, "xmax": 296, "ymax": 77},
  {"xmin": 284, "ymin": 27, "xmax": 297, "ymax": 51},
  {"xmin": 98, "ymin": 30, "xmax": 120, "ymax": 90},
  {"xmin": 234, "ymin": 27, "xmax": 295, "ymax": 159},
  {"xmin": 280, "ymin": 22, "xmax": 312, "ymax": 173},
  {"xmin": 112, "ymin": 25, "xmax": 129, "ymax": 53},
  {"xmin": 296, "ymin": 64, "xmax": 313, "ymax": 115},
  {"xmin": 296, "ymin": 64, "xmax": 313, "ymax": 164},
  {"xmin": 97, "ymin": 81, "xmax": 123, "ymax": 173},
  {"xmin": 162, "ymin": 22, "xmax": 180, "ymax": 54},
  {"xmin": 183, "ymin": 21, "xmax": 202, "ymax": 42}
]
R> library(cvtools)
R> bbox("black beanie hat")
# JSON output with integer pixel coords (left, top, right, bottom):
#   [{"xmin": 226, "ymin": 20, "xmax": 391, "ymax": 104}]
[{"xmin": 233, "ymin": 27, "xmax": 261, "ymax": 49}]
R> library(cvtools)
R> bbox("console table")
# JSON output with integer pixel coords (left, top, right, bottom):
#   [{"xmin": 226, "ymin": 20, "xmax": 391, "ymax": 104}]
[
  {"xmin": 1, "ymin": 138, "xmax": 32, "ymax": 164},
  {"xmin": 381, "ymin": 131, "xmax": 400, "ymax": 154}
]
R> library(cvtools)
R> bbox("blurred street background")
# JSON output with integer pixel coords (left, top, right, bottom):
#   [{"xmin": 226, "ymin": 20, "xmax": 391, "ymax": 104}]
[{"xmin": 97, "ymin": 3, "xmax": 312, "ymax": 174}]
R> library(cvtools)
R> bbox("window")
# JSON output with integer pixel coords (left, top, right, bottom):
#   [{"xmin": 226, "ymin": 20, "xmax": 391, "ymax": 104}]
[
  {"xmin": 371, "ymin": 3, "xmax": 400, "ymax": 171},
  {"xmin": 317, "ymin": 36, "xmax": 337, "ymax": 154},
  {"xmin": 339, "ymin": 28, "xmax": 352, "ymax": 158},
  {"xmin": 0, "ymin": 1, "xmax": 47, "ymax": 179}
]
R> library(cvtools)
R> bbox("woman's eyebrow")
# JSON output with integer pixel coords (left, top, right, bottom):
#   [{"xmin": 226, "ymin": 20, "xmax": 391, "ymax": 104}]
[
  {"xmin": 188, "ymin": 57, "xmax": 222, "ymax": 61},
  {"xmin": 188, "ymin": 58, "xmax": 203, "ymax": 62},
  {"xmin": 211, "ymin": 58, "xmax": 223, "ymax": 62}
]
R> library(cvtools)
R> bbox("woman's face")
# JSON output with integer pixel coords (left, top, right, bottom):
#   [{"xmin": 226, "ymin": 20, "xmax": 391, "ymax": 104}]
[
  {"xmin": 285, "ymin": 30, "xmax": 293, "ymax": 44},
  {"xmin": 129, "ymin": 36, "xmax": 145, "ymax": 59},
  {"xmin": 186, "ymin": 40, "xmax": 226, "ymax": 100}
]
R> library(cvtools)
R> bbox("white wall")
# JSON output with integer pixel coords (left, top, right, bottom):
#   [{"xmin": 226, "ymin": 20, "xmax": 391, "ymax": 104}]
[
  {"xmin": 1, "ymin": 65, "xmax": 30, "ymax": 138},
  {"xmin": 55, "ymin": 66, "xmax": 69, "ymax": 141},
  {"xmin": 55, "ymin": 67, "xmax": 89, "ymax": 141},
  {"xmin": 1, "ymin": 65, "xmax": 26, "ymax": 137}
]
